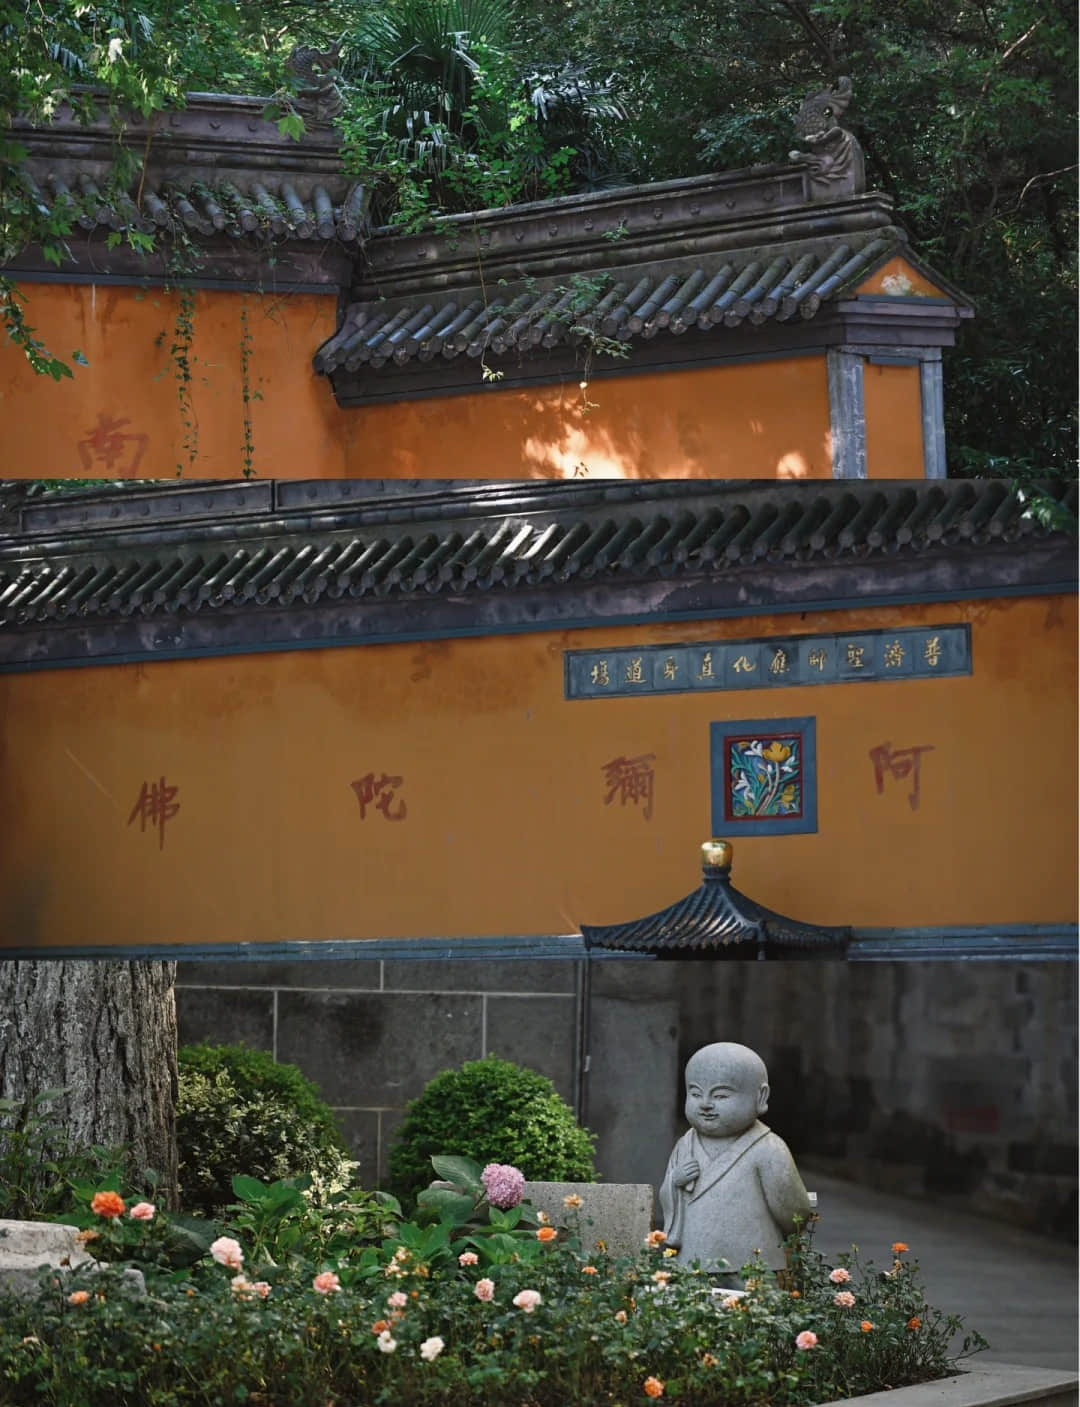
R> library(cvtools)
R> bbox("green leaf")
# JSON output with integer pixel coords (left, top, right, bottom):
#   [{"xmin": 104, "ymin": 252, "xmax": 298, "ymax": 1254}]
[
  {"xmin": 430, "ymin": 1154, "xmax": 484, "ymax": 1192},
  {"xmin": 277, "ymin": 113, "xmax": 306, "ymax": 141},
  {"xmin": 231, "ymin": 1174, "xmax": 271, "ymax": 1205},
  {"xmin": 416, "ymin": 1187, "xmax": 477, "ymax": 1222}
]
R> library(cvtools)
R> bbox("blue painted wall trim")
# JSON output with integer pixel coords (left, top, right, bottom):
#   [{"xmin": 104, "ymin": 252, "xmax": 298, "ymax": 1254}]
[{"xmin": 1, "ymin": 926, "xmax": 1073, "ymax": 962}]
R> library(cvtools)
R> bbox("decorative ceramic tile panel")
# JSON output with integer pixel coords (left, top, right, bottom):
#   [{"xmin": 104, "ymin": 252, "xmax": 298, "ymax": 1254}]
[
  {"xmin": 710, "ymin": 717, "xmax": 818, "ymax": 837},
  {"xmin": 564, "ymin": 625, "xmax": 970, "ymax": 700}
]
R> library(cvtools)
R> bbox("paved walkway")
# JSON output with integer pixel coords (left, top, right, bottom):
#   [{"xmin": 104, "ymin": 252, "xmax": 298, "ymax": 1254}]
[{"xmin": 807, "ymin": 1172, "xmax": 1078, "ymax": 1373}]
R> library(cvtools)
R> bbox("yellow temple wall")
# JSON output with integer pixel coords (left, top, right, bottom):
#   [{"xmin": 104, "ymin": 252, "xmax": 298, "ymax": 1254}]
[
  {"xmin": 0, "ymin": 281, "xmax": 929, "ymax": 480},
  {"xmin": 1, "ymin": 592, "xmax": 1072, "ymax": 950}
]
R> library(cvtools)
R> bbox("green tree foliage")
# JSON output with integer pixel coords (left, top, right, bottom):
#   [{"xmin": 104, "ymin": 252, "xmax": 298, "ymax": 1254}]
[{"xmin": 3, "ymin": 0, "xmax": 1076, "ymax": 474}]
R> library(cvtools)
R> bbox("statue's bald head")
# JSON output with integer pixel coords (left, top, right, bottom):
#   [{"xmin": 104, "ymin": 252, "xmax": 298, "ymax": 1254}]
[{"xmin": 683, "ymin": 1043, "xmax": 770, "ymax": 1137}]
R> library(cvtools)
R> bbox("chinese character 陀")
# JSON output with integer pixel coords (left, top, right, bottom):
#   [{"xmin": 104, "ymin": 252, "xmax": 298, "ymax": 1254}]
[
  {"xmin": 127, "ymin": 777, "xmax": 180, "ymax": 850},
  {"xmin": 602, "ymin": 754, "xmax": 656, "ymax": 821},
  {"xmin": 351, "ymin": 773, "xmax": 407, "ymax": 821},
  {"xmin": 869, "ymin": 742, "xmax": 935, "ymax": 811}
]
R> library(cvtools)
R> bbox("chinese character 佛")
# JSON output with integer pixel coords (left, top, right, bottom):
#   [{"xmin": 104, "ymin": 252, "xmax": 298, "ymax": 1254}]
[
  {"xmin": 601, "ymin": 753, "xmax": 656, "ymax": 821},
  {"xmin": 127, "ymin": 777, "xmax": 180, "ymax": 850},
  {"xmin": 350, "ymin": 773, "xmax": 407, "ymax": 821},
  {"xmin": 869, "ymin": 743, "xmax": 935, "ymax": 812}
]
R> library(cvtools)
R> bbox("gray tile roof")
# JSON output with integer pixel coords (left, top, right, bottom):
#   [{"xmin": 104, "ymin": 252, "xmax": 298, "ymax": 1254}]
[
  {"xmin": 581, "ymin": 850, "xmax": 850, "ymax": 956},
  {"xmin": 1, "ymin": 478, "xmax": 1072, "ymax": 629},
  {"xmin": 314, "ymin": 234, "xmax": 900, "ymax": 374}
]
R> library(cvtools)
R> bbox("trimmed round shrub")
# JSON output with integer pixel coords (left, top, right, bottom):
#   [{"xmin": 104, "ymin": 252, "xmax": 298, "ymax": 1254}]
[
  {"xmin": 177, "ymin": 1043, "xmax": 353, "ymax": 1216},
  {"xmin": 388, "ymin": 1055, "xmax": 598, "ymax": 1205}
]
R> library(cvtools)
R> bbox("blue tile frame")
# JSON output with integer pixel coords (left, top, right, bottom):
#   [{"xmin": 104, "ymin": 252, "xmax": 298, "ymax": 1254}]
[{"xmin": 710, "ymin": 716, "xmax": 818, "ymax": 838}]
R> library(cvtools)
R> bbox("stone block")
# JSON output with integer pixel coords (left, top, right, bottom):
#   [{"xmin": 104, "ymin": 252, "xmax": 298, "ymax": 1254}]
[
  {"xmin": 276, "ymin": 990, "xmax": 482, "ymax": 1106},
  {"xmin": 333, "ymin": 1108, "xmax": 380, "ymax": 1190},
  {"xmin": 383, "ymin": 960, "xmax": 577, "ymax": 994},
  {"xmin": 176, "ymin": 985, "xmax": 274, "ymax": 1052},
  {"xmin": 484, "ymin": 995, "xmax": 577, "ymax": 1104},
  {"xmin": 524, "ymin": 1181, "xmax": 653, "ymax": 1260},
  {"xmin": 0, "ymin": 1219, "xmax": 146, "ymax": 1299}
]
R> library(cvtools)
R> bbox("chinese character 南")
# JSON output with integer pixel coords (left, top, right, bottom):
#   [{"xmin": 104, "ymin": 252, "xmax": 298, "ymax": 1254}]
[
  {"xmin": 602, "ymin": 753, "xmax": 656, "ymax": 821},
  {"xmin": 625, "ymin": 657, "xmax": 645, "ymax": 685},
  {"xmin": 869, "ymin": 742, "xmax": 935, "ymax": 811},
  {"xmin": 590, "ymin": 660, "xmax": 610, "ymax": 687},
  {"xmin": 807, "ymin": 647, "xmax": 828, "ymax": 672},
  {"xmin": 77, "ymin": 413, "xmax": 150, "ymax": 474},
  {"xmin": 846, "ymin": 643, "xmax": 866, "ymax": 670},
  {"xmin": 769, "ymin": 648, "xmax": 790, "ymax": 676},
  {"xmin": 351, "ymin": 773, "xmax": 407, "ymax": 821},
  {"xmin": 923, "ymin": 636, "xmax": 942, "ymax": 668},
  {"xmin": 127, "ymin": 777, "xmax": 180, "ymax": 850},
  {"xmin": 883, "ymin": 640, "xmax": 906, "ymax": 669}
]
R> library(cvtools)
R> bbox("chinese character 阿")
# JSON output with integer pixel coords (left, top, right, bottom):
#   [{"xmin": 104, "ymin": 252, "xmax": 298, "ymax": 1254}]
[
  {"xmin": 883, "ymin": 640, "xmax": 906, "ymax": 669},
  {"xmin": 625, "ymin": 657, "xmax": 645, "ymax": 685},
  {"xmin": 590, "ymin": 660, "xmax": 610, "ymax": 687},
  {"xmin": 769, "ymin": 648, "xmax": 790, "ymax": 676},
  {"xmin": 602, "ymin": 754, "xmax": 656, "ymax": 821},
  {"xmin": 698, "ymin": 651, "xmax": 714, "ymax": 681},
  {"xmin": 869, "ymin": 742, "xmax": 935, "ymax": 811},
  {"xmin": 732, "ymin": 655, "xmax": 757, "ymax": 674},
  {"xmin": 351, "ymin": 773, "xmax": 407, "ymax": 821},
  {"xmin": 77, "ymin": 413, "xmax": 149, "ymax": 474},
  {"xmin": 924, "ymin": 636, "xmax": 942, "ymax": 668},
  {"xmin": 663, "ymin": 657, "xmax": 678, "ymax": 681},
  {"xmin": 127, "ymin": 777, "xmax": 180, "ymax": 850},
  {"xmin": 846, "ymin": 643, "xmax": 866, "ymax": 670}
]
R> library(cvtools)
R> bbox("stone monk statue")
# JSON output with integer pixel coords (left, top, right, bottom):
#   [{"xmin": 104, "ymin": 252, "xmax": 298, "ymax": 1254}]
[{"xmin": 658, "ymin": 1042, "xmax": 812, "ymax": 1278}]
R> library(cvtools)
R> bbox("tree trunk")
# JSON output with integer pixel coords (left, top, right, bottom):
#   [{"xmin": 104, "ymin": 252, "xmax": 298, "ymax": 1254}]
[{"xmin": 0, "ymin": 960, "xmax": 179, "ymax": 1209}]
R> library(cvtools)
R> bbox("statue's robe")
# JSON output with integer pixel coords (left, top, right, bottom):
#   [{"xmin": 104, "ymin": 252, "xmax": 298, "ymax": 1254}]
[{"xmin": 658, "ymin": 1120, "xmax": 811, "ymax": 1273}]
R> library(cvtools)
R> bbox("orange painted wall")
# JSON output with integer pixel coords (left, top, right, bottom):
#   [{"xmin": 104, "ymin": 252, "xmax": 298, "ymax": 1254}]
[
  {"xmin": 865, "ymin": 363, "xmax": 924, "ymax": 478},
  {"xmin": 0, "ymin": 283, "xmax": 350, "ymax": 479},
  {"xmin": 0, "ymin": 282, "xmax": 929, "ymax": 480},
  {"xmin": 1, "ymin": 594, "xmax": 1072, "ymax": 950}
]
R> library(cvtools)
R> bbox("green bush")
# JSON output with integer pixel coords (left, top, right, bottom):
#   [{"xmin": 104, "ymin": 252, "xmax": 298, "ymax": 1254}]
[
  {"xmin": 388, "ymin": 1056, "xmax": 597, "ymax": 1205},
  {"xmin": 177, "ymin": 1044, "xmax": 353, "ymax": 1216}
]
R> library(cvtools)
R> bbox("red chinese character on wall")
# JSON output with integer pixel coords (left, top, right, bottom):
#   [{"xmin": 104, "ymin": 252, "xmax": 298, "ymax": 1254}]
[
  {"xmin": 869, "ymin": 743, "xmax": 935, "ymax": 811},
  {"xmin": 601, "ymin": 753, "xmax": 656, "ymax": 821},
  {"xmin": 77, "ymin": 413, "xmax": 149, "ymax": 474},
  {"xmin": 350, "ymin": 773, "xmax": 407, "ymax": 821},
  {"xmin": 127, "ymin": 777, "xmax": 180, "ymax": 850}
]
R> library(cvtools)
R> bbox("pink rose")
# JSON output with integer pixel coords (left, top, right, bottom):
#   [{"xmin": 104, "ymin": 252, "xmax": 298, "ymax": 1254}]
[
  {"xmin": 312, "ymin": 1271, "xmax": 341, "ymax": 1295},
  {"xmin": 458, "ymin": 1251, "xmax": 479, "ymax": 1266},
  {"xmin": 209, "ymin": 1237, "xmax": 244, "ymax": 1271},
  {"xmin": 481, "ymin": 1163, "xmax": 526, "ymax": 1210},
  {"xmin": 513, "ymin": 1289, "xmax": 542, "ymax": 1314},
  {"xmin": 828, "ymin": 1267, "xmax": 851, "ymax": 1284},
  {"xmin": 796, "ymin": 1331, "xmax": 819, "ymax": 1351},
  {"xmin": 387, "ymin": 1291, "xmax": 408, "ymax": 1309},
  {"xmin": 474, "ymin": 1278, "xmax": 495, "ymax": 1302},
  {"xmin": 129, "ymin": 1202, "xmax": 156, "ymax": 1222},
  {"xmin": 834, "ymin": 1291, "xmax": 856, "ymax": 1308}
]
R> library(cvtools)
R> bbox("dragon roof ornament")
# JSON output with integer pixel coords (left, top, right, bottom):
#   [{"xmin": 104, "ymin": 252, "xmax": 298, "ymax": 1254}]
[{"xmin": 789, "ymin": 76, "xmax": 865, "ymax": 199}]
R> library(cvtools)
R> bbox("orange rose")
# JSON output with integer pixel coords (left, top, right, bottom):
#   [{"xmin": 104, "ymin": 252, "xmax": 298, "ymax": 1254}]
[
  {"xmin": 892, "ymin": 1242, "xmax": 909, "ymax": 1255},
  {"xmin": 372, "ymin": 1320, "xmax": 391, "ymax": 1334},
  {"xmin": 644, "ymin": 1377, "xmax": 665, "ymax": 1399},
  {"xmin": 90, "ymin": 1190, "xmax": 126, "ymax": 1220},
  {"xmin": 536, "ymin": 1226, "xmax": 558, "ymax": 1243},
  {"xmin": 67, "ymin": 1290, "xmax": 91, "ymax": 1306},
  {"xmin": 861, "ymin": 1321, "xmax": 875, "ymax": 1334},
  {"xmin": 908, "ymin": 1317, "xmax": 923, "ymax": 1332}
]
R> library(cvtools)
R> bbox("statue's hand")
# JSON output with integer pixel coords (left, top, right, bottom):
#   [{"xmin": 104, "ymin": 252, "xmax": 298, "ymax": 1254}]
[{"xmin": 673, "ymin": 1160, "xmax": 700, "ymax": 1189}]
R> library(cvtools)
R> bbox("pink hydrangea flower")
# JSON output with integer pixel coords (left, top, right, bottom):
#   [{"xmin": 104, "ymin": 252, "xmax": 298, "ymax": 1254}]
[
  {"xmin": 387, "ymin": 1291, "xmax": 408, "ymax": 1309},
  {"xmin": 458, "ymin": 1251, "xmax": 479, "ymax": 1266},
  {"xmin": 209, "ymin": 1237, "xmax": 244, "ymax": 1271},
  {"xmin": 829, "ymin": 1267, "xmax": 851, "ymax": 1284},
  {"xmin": 513, "ymin": 1289, "xmax": 542, "ymax": 1313},
  {"xmin": 481, "ymin": 1163, "xmax": 526, "ymax": 1210},
  {"xmin": 834, "ymin": 1291, "xmax": 856, "ymax": 1309},
  {"xmin": 312, "ymin": 1271, "xmax": 341, "ymax": 1295},
  {"xmin": 796, "ymin": 1331, "xmax": 819, "ymax": 1351},
  {"xmin": 474, "ymin": 1278, "xmax": 496, "ymax": 1302},
  {"xmin": 129, "ymin": 1202, "xmax": 156, "ymax": 1222}
]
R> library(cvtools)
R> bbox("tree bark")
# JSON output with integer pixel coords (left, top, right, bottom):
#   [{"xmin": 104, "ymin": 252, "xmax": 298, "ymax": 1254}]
[{"xmin": 0, "ymin": 960, "xmax": 179, "ymax": 1208}]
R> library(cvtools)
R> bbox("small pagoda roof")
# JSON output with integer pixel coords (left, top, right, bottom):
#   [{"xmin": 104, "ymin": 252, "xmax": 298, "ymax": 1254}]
[{"xmin": 580, "ymin": 842, "xmax": 850, "ymax": 958}]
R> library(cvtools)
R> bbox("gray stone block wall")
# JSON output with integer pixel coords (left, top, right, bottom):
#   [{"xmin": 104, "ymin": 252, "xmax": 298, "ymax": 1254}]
[{"xmin": 176, "ymin": 959, "xmax": 582, "ymax": 1189}]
